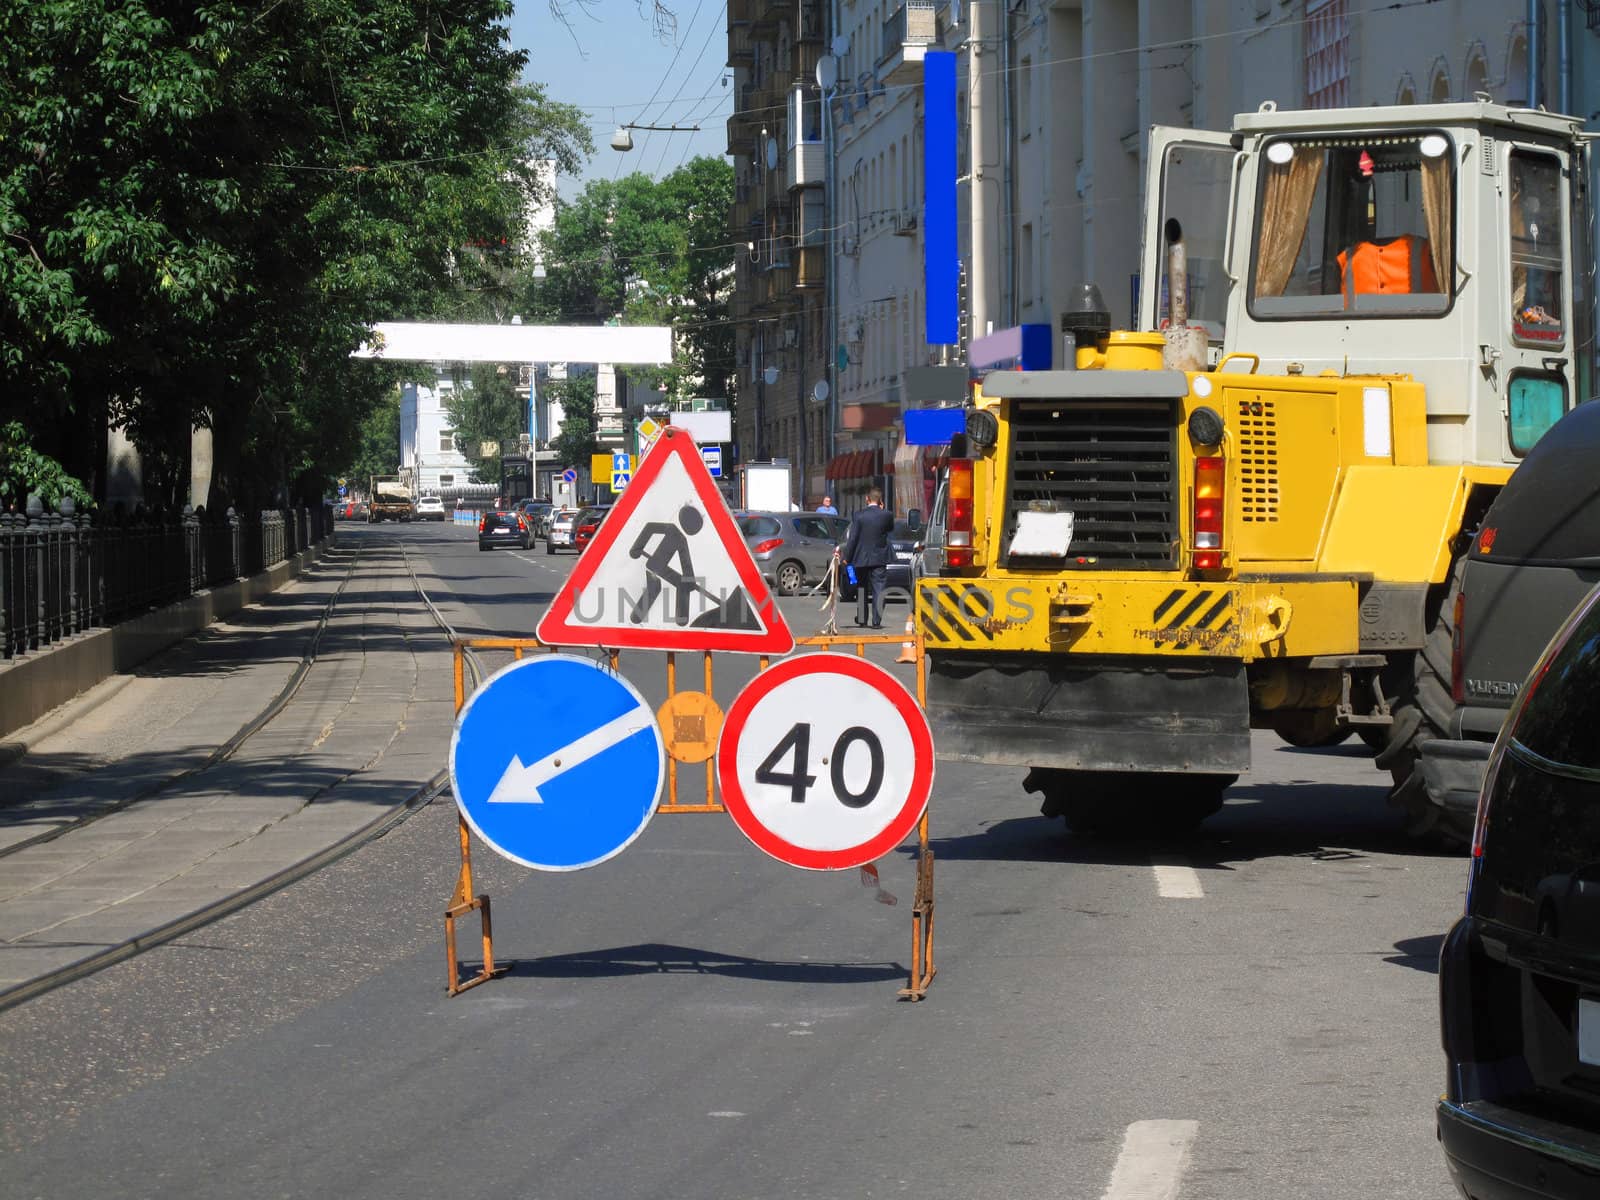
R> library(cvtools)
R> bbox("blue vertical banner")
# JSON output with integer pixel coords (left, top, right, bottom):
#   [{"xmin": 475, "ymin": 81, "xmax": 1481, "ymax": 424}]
[{"xmin": 923, "ymin": 51, "xmax": 959, "ymax": 346}]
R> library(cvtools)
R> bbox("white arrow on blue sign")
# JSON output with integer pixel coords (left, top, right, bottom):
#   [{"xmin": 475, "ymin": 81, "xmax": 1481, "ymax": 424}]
[{"xmin": 449, "ymin": 654, "xmax": 665, "ymax": 871}]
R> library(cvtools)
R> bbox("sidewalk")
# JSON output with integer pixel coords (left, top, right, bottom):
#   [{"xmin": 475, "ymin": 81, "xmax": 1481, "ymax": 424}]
[{"xmin": 0, "ymin": 540, "xmax": 458, "ymax": 1009}]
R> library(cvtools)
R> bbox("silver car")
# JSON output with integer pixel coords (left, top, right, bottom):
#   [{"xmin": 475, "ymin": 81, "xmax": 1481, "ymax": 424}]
[
  {"xmin": 736, "ymin": 511, "xmax": 851, "ymax": 595},
  {"xmin": 545, "ymin": 507, "xmax": 580, "ymax": 554}
]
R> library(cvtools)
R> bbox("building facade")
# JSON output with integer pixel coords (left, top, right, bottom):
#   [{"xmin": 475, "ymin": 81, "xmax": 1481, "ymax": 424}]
[{"xmin": 728, "ymin": 0, "xmax": 831, "ymax": 508}]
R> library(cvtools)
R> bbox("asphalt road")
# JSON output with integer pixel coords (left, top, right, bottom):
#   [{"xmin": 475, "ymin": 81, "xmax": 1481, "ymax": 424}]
[{"xmin": 0, "ymin": 520, "xmax": 1465, "ymax": 1199}]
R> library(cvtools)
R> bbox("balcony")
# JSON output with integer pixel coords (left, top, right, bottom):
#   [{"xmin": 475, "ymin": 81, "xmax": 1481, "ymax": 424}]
[
  {"xmin": 878, "ymin": 0, "xmax": 939, "ymax": 85},
  {"xmin": 728, "ymin": 26, "xmax": 753, "ymax": 66},
  {"xmin": 798, "ymin": 0, "xmax": 824, "ymax": 42},
  {"xmin": 795, "ymin": 245, "xmax": 825, "ymax": 289},
  {"xmin": 787, "ymin": 141, "xmax": 824, "ymax": 189},
  {"xmin": 750, "ymin": 0, "xmax": 783, "ymax": 36}
]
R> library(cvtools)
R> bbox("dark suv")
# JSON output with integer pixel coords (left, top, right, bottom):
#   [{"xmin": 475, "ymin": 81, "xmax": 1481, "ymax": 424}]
[
  {"xmin": 1438, "ymin": 579, "xmax": 1600, "ymax": 1199},
  {"xmin": 1416, "ymin": 401, "xmax": 1600, "ymax": 825}
]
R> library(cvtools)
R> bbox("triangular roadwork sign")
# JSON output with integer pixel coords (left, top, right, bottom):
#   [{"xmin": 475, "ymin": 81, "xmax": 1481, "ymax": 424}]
[{"xmin": 536, "ymin": 428, "xmax": 795, "ymax": 654}]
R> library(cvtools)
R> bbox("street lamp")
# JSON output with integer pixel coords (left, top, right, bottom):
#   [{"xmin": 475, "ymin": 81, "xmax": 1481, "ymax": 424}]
[{"xmin": 609, "ymin": 122, "xmax": 701, "ymax": 152}]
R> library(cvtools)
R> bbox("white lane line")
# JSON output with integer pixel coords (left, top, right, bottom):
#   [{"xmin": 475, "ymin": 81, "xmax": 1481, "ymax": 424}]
[
  {"xmin": 1151, "ymin": 859, "xmax": 1204, "ymax": 899},
  {"xmin": 1102, "ymin": 1119, "xmax": 1199, "ymax": 1200}
]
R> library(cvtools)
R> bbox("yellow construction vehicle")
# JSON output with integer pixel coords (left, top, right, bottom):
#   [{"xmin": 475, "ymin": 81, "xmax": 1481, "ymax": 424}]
[{"xmin": 918, "ymin": 100, "xmax": 1592, "ymax": 840}]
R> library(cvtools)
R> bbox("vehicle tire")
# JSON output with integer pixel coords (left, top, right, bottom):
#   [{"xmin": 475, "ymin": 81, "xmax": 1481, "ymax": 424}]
[
  {"xmin": 1023, "ymin": 768, "xmax": 1233, "ymax": 838},
  {"xmin": 1271, "ymin": 710, "xmax": 1355, "ymax": 748},
  {"xmin": 1373, "ymin": 553, "xmax": 1473, "ymax": 847},
  {"xmin": 776, "ymin": 559, "xmax": 806, "ymax": 595},
  {"xmin": 478, "ymin": 543, "xmax": 489, "ymax": 552}
]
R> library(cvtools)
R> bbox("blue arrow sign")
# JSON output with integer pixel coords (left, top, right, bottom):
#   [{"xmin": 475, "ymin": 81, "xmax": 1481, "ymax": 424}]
[{"xmin": 449, "ymin": 654, "xmax": 665, "ymax": 871}]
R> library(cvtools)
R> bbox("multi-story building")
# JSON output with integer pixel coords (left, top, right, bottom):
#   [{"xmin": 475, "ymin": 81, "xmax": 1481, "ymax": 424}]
[
  {"xmin": 727, "ymin": 0, "xmax": 831, "ymax": 508},
  {"xmin": 400, "ymin": 380, "xmax": 482, "ymax": 500}
]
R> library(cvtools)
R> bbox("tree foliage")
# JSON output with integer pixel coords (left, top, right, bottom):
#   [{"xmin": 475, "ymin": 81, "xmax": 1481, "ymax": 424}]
[
  {"xmin": 0, "ymin": 1, "xmax": 590, "ymax": 510},
  {"xmin": 444, "ymin": 364, "xmax": 527, "ymax": 483},
  {"xmin": 0, "ymin": 422, "xmax": 93, "ymax": 512},
  {"xmin": 548, "ymin": 373, "xmax": 599, "ymax": 472},
  {"xmin": 347, "ymin": 389, "xmax": 402, "ymax": 488},
  {"xmin": 529, "ymin": 159, "xmax": 734, "ymax": 409}
]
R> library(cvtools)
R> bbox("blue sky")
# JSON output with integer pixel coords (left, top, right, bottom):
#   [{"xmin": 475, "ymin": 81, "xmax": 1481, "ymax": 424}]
[{"xmin": 506, "ymin": 2, "xmax": 735, "ymax": 197}]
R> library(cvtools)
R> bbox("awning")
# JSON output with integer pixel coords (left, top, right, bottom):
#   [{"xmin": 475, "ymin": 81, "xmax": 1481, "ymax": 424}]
[{"xmin": 824, "ymin": 448, "xmax": 886, "ymax": 481}]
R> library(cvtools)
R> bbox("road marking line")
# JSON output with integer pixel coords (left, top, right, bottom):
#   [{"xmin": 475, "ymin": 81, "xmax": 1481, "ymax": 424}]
[
  {"xmin": 1151, "ymin": 859, "xmax": 1204, "ymax": 899},
  {"xmin": 1102, "ymin": 1119, "xmax": 1198, "ymax": 1200}
]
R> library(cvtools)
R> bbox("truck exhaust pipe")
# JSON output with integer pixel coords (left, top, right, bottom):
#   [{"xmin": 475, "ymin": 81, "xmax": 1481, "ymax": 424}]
[{"xmin": 1162, "ymin": 218, "xmax": 1208, "ymax": 372}]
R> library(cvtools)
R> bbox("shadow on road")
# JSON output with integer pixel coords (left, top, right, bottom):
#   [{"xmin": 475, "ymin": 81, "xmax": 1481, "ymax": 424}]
[
  {"xmin": 493, "ymin": 941, "xmax": 906, "ymax": 985},
  {"xmin": 1385, "ymin": 933, "xmax": 1445, "ymax": 974},
  {"xmin": 919, "ymin": 777, "xmax": 1463, "ymax": 872}
]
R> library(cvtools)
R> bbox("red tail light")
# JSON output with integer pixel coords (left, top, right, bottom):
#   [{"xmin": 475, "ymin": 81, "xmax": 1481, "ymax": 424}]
[
  {"xmin": 946, "ymin": 459, "xmax": 974, "ymax": 569},
  {"xmin": 1193, "ymin": 455, "xmax": 1225, "ymax": 571},
  {"xmin": 478, "ymin": 515, "xmax": 488, "ymax": 532},
  {"xmin": 753, "ymin": 538, "xmax": 784, "ymax": 554},
  {"xmin": 1451, "ymin": 590, "xmax": 1466, "ymax": 704}
]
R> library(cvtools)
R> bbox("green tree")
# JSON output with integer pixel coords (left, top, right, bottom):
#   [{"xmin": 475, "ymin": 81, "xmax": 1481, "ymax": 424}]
[
  {"xmin": 444, "ymin": 364, "xmax": 527, "ymax": 483},
  {"xmin": 0, "ymin": 2, "xmax": 589, "ymax": 510},
  {"xmin": 347, "ymin": 389, "xmax": 403, "ymax": 488},
  {"xmin": 549, "ymin": 373, "xmax": 599, "ymax": 474},
  {"xmin": 0, "ymin": 423, "xmax": 93, "ymax": 513},
  {"xmin": 528, "ymin": 158, "xmax": 734, "ymax": 408}
]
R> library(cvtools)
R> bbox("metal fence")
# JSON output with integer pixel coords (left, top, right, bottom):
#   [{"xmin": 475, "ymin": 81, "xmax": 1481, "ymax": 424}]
[{"xmin": 0, "ymin": 501, "xmax": 332, "ymax": 661}]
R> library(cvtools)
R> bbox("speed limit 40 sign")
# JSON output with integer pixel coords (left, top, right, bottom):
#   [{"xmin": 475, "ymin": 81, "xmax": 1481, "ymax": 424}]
[{"xmin": 716, "ymin": 654, "xmax": 934, "ymax": 870}]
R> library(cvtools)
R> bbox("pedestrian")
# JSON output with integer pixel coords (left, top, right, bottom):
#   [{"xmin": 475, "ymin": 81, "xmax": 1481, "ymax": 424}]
[
  {"xmin": 815, "ymin": 495, "xmax": 837, "ymax": 515},
  {"xmin": 841, "ymin": 486, "xmax": 894, "ymax": 628}
]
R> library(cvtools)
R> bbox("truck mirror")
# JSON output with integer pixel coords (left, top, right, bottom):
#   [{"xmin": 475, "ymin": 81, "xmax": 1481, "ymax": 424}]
[{"xmin": 908, "ymin": 507, "xmax": 923, "ymax": 531}]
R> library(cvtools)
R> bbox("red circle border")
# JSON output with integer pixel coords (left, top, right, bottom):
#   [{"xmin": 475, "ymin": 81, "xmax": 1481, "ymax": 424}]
[{"xmin": 716, "ymin": 653, "xmax": 934, "ymax": 870}]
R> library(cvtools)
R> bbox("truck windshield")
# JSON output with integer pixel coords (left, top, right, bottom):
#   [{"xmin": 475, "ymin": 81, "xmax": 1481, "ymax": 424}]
[{"xmin": 1248, "ymin": 132, "xmax": 1453, "ymax": 319}]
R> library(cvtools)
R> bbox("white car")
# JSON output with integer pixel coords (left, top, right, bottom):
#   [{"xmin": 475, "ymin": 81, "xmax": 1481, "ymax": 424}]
[
  {"xmin": 545, "ymin": 508, "xmax": 579, "ymax": 554},
  {"xmin": 414, "ymin": 495, "xmax": 446, "ymax": 521}
]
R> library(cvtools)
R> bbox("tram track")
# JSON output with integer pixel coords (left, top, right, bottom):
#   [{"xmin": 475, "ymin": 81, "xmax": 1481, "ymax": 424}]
[{"xmin": 0, "ymin": 530, "xmax": 491, "ymax": 1012}]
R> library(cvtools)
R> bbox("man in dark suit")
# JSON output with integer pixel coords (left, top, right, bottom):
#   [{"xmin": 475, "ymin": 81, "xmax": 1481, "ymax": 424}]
[{"xmin": 841, "ymin": 487, "xmax": 895, "ymax": 628}]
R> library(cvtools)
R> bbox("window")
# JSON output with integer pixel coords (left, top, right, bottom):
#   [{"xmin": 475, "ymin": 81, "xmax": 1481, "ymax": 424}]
[
  {"xmin": 1305, "ymin": 0, "xmax": 1349, "ymax": 108},
  {"xmin": 1509, "ymin": 593, "xmax": 1600, "ymax": 770},
  {"xmin": 1158, "ymin": 141, "xmax": 1235, "ymax": 341},
  {"xmin": 740, "ymin": 515, "xmax": 783, "ymax": 537},
  {"xmin": 788, "ymin": 87, "xmax": 823, "ymax": 144},
  {"xmin": 1508, "ymin": 374, "xmax": 1566, "ymax": 454},
  {"xmin": 1249, "ymin": 132, "xmax": 1453, "ymax": 320},
  {"xmin": 438, "ymin": 474, "xmax": 455, "ymax": 486},
  {"xmin": 1510, "ymin": 150, "xmax": 1565, "ymax": 345},
  {"xmin": 439, "ymin": 431, "xmax": 456, "ymax": 452}
]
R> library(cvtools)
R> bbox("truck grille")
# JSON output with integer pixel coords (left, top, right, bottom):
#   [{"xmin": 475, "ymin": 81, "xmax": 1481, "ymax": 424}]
[{"xmin": 1005, "ymin": 398, "xmax": 1178, "ymax": 568}]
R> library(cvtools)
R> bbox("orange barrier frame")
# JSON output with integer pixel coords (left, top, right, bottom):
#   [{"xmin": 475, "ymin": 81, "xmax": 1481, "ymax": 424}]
[{"xmin": 444, "ymin": 633, "xmax": 936, "ymax": 1001}]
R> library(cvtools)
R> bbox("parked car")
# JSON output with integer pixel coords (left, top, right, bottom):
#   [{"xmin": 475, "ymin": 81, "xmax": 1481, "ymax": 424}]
[
  {"xmin": 1413, "ymin": 399, "xmax": 1600, "ymax": 839},
  {"xmin": 573, "ymin": 505, "xmax": 612, "ymax": 552},
  {"xmin": 883, "ymin": 518, "xmax": 924, "ymax": 597},
  {"xmin": 519, "ymin": 500, "xmax": 553, "ymax": 537},
  {"xmin": 414, "ymin": 495, "xmax": 446, "ymax": 521},
  {"xmin": 1438, "ymin": 579, "xmax": 1600, "ymax": 1200},
  {"xmin": 545, "ymin": 508, "xmax": 580, "ymax": 554},
  {"xmin": 477, "ymin": 508, "xmax": 533, "ymax": 551},
  {"xmin": 736, "ymin": 511, "xmax": 851, "ymax": 595}
]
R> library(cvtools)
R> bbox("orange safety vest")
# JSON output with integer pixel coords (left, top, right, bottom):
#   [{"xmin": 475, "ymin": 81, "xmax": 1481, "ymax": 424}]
[{"xmin": 1337, "ymin": 235, "xmax": 1439, "ymax": 298}]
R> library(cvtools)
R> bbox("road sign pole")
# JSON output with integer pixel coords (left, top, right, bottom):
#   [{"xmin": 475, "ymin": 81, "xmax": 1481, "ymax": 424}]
[{"xmin": 445, "ymin": 641, "xmax": 505, "ymax": 996}]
